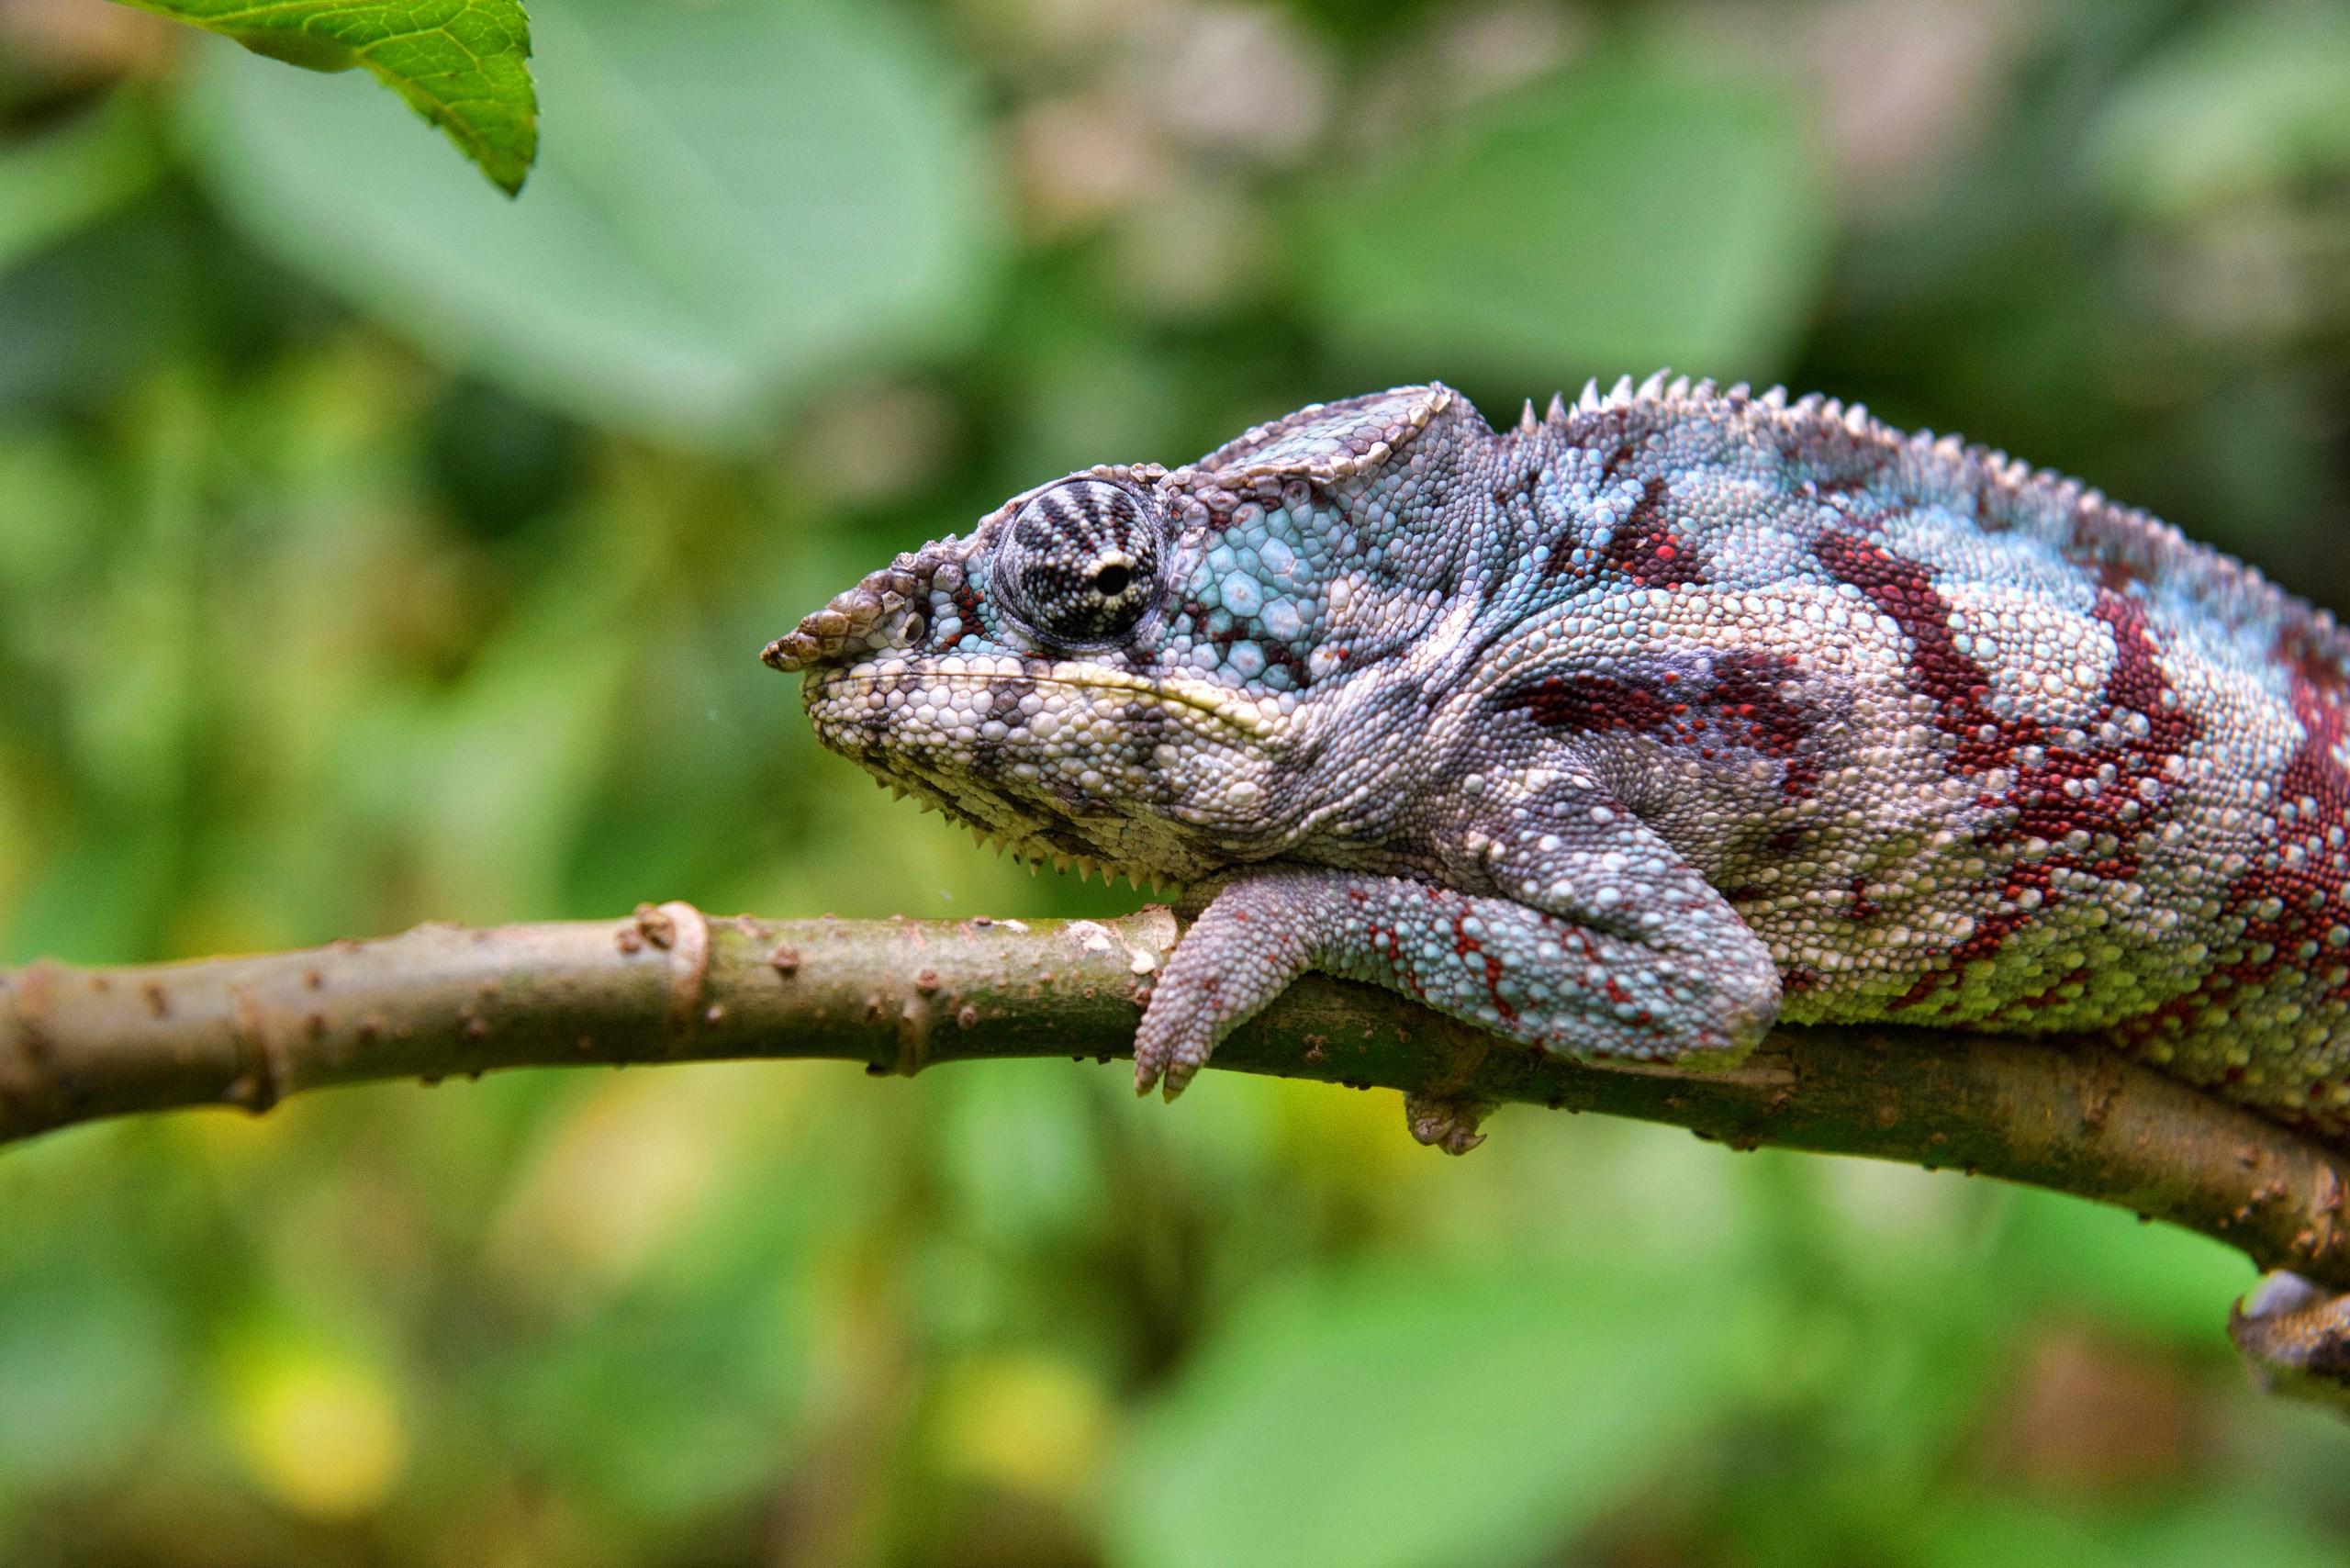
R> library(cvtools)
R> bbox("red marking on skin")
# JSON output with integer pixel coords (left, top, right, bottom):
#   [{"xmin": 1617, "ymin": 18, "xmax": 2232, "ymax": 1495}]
[
  {"xmin": 1820, "ymin": 532, "xmax": 2202, "ymax": 1008},
  {"xmin": 2098, "ymin": 593, "xmax": 2198, "ymax": 753},
  {"xmin": 1450, "ymin": 914, "xmax": 1516, "ymax": 1023},
  {"xmin": 1985, "ymin": 594, "xmax": 2198, "ymax": 863},
  {"xmin": 2058, "ymin": 492, "xmax": 2171, "ymax": 592},
  {"xmin": 2124, "ymin": 669, "xmax": 2350, "ymax": 1043},
  {"xmin": 2095, "ymin": 557, "xmax": 2143, "ymax": 594},
  {"xmin": 1773, "ymin": 420, "xmax": 1898, "ymax": 510},
  {"xmin": 2282, "ymin": 629, "xmax": 2350, "ymax": 703},
  {"xmin": 1899, "ymin": 892, "xmax": 2045, "ymax": 1011},
  {"xmin": 1379, "ymin": 927, "xmax": 1429, "ymax": 1002},
  {"xmin": 941, "ymin": 585, "xmax": 985, "ymax": 648},
  {"xmin": 1711, "ymin": 652, "xmax": 1823, "ymax": 797},
  {"xmin": 1505, "ymin": 650, "xmax": 1821, "ymax": 796},
  {"xmin": 1512, "ymin": 674, "xmax": 1672, "ymax": 734},
  {"xmin": 1590, "ymin": 420, "xmax": 1641, "ymax": 481},
  {"xmin": 1815, "ymin": 532, "xmax": 2016, "ymax": 774},
  {"xmin": 1606, "ymin": 477, "xmax": 1707, "ymax": 588},
  {"xmin": 1845, "ymin": 876, "xmax": 1879, "ymax": 922},
  {"xmin": 1483, "ymin": 954, "xmax": 1512, "ymax": 1018}
]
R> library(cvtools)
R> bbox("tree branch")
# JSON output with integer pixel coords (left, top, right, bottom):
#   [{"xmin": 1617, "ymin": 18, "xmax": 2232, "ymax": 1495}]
[{"xmin": 5, "ymin": 902, "xmax": 2347, "ymax": 1289}]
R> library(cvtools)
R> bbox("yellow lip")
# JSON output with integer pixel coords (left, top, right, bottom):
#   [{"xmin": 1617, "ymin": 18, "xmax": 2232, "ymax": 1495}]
[
  {"xmin": 806, "ymin": 661, "xmax": 1279, "ymax": 739},
  {"xmin": 1048, "ymin": 666, "xmax": 1281, "ymax": 738}
]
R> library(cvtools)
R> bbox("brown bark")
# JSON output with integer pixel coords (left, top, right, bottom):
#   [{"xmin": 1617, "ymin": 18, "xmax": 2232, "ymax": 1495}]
[{"xmin": 5, "ymin": 902, "xmax": 2346, "ymax": 1289}]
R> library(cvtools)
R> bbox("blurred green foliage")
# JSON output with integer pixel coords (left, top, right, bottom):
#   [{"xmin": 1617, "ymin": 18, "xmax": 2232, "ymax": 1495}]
[
  {"xmin": 185, "ymin": 0, "xmax": 996, "ymax": 439},
  {"xmin": 6, "ymin": 0, "xmax": 2350, "ymax": 1562}
]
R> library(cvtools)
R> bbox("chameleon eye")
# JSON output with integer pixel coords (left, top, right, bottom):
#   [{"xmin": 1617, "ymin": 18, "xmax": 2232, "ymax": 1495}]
[{"xmin": 995, "ymin": 478, "xmax": 1165, "ymax": 650}]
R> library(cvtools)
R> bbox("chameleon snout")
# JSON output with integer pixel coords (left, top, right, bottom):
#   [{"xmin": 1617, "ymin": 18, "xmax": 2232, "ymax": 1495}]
[{"xmin": 763, "ymin": 554, "xmax": 934, "ymax": 673}]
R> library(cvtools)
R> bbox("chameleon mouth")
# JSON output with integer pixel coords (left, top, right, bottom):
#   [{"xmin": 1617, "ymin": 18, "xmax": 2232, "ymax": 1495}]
[
  {"xmin": 799, "ymin": 658, "xmax": 1270, "ymax": 889},
  {"xmin": 843, "ymin": 742, "xmax": 1188, "ymax": 890},
  {"xmin": 866, "ymin": 764, "xmax": 1182, "ymax": 889},
  {"xmin": 800, "ymin": 658, "xmax": 1280, "ymax": 741}
]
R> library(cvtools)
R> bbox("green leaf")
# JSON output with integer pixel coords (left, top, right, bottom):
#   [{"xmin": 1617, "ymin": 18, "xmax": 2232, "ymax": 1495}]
[
  {"xmin": 2101, "ymin": 1501, "xmax": 2350, "ymax": 1568},
  {"xmin": 938, "ymin": 1059, "xmax": 1103, "ymax": 1248},
  {"xmin": 1990, "ymin": 1188, "xmax": 2255, "ymax": 1344},
  {"xmin": 0, "ymin": 1280, "xmax": 175, "ymax": 1491},
  {"xmin": 179, "ymin": 0, "xmax": 1001, "ymax": 444},
  {"xmin": 2087, "ymin": 3, "xmax": 2350, "ymax": 219},
  {"xmin": 1919, "ymin": 1503, "xmax": 2110, "ymax": 1568},
  {"xmin": 1921, "ymin": 1499, "xmax": 2349, "ymax": 1568},
  {"xmin": 1308, "ymin": 52, "xmax": 1830, "ymax": 387},
  {"xmin": 1107, "ymin": 1262, "xmax": 1759, "ymax": 1568},
  {"xmin": 120, "ymin": 0, "xmax": 536, "ymax": 194},
  {"xmin": 514, "ymin": 1287, "xmax": 808, "ymax": 1523},
  {"xmin": 0, "ymin": 93, "xmax": 162, "ymax": 275}
]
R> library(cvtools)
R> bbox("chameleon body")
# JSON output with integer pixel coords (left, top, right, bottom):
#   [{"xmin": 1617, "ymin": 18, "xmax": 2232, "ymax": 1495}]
[{"xmin": 764, "ymin": 375, "xmax": 2350, "ymax": 1152}]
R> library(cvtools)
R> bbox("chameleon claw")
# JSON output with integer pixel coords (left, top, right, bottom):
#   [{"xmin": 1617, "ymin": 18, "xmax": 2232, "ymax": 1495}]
[
  {"xmin": 1136, "ymin": 1027, "xmax": 1208, "ymax": 1100},
  {"xmin": 2230, "ymin": 1272, "xmax": 2350, "ymax": 1411},
  {"xmin": 1133, "ymin": 1055, "xmax": 1202, "ymax": 1100},
  {"xmin": 1160, "ymin": 1049, "xmax": 1207, "ymax": 1100},
  {"xmin": 1404, "ymin": 1092, "xmax": 1496, "ymax": 1156},
  {"xmin": 1133, "ymin": 1032, "xmax": 1181, "ymax": 1098}
]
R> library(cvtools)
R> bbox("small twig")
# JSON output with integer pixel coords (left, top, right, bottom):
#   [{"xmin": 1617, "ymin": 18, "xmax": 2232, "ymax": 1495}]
[{"xmin": 5, "ymin": 904, "xmax": 2347, "ymax": 1289}]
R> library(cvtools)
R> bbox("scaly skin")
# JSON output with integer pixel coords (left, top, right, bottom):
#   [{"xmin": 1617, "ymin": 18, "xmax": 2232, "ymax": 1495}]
[{"xmin": 764, "ymin": 375, "xmax": 2350, "ymax": 1159}]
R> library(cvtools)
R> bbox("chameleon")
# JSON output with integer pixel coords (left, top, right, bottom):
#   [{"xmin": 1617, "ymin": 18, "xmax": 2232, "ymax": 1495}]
[
  {"xmin": 763, "ymin": 374, "xmax": 2350, "ymax": 1378},
  {"xmin": 766, "ymin": 372, "xmax": 2350, "ymax": 1124}
]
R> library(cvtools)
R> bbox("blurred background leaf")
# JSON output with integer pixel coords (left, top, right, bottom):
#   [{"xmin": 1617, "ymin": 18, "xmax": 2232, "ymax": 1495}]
[
  {"xmin": 0, "ymin": 86, "xmax": 155, "ymax": 267},
  {"xmin": 1311, "ymin": 50, "xmax": 1831, "ymax": 392},
  {"xmin": 6, "ymin": 0, "xmax": 2350, "ymax": 1563},
  {"xmin": 1112, "ymin": 1261, "xmax": 1763, "ymax": 1568},
  {"xmin": 2087, "ymin": 2, "xmax": 2350, "ymax": 220},
  {"xmin": 183, "ymin": 0, "xmax": 1002, "ymax": 443}
]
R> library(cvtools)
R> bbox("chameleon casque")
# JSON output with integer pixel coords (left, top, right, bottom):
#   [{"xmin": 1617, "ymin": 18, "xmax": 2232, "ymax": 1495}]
[{"xmin": 767, "ymin": 373, "xmax": 2350, "ymax": 1385}]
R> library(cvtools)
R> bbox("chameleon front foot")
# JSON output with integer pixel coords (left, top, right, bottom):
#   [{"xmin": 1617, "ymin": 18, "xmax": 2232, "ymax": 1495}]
[
  {"xmin": 1133, "ymin": 875, "xmax": 1325, "ymax": 1100},
  {"xmin": 1135, "ymin": 864, "xmax": 1778, "ymax": 1107},
  {"xmin": 2229, "ymin": 1272, "xmax": 2350, "ymax": 1413},
  {"xmin": 1404, "ymin": 1092, "xmax": 1497, "ymax": 1155}
]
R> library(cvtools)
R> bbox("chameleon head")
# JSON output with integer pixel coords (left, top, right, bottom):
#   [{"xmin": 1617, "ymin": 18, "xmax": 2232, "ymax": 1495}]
[
  {"xmin": 768, "ymin": 386, "xmax": 1484, "ymax": 885},
  {"xmin": 763, "ymin": 465, "xmax": 1300, "ymax": 885}
]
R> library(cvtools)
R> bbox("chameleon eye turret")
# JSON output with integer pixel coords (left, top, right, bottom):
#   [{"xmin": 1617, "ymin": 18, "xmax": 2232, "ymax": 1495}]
[{"xmin": 991, "ymin": 476, "xmax": 1168, "ymax": 652}]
